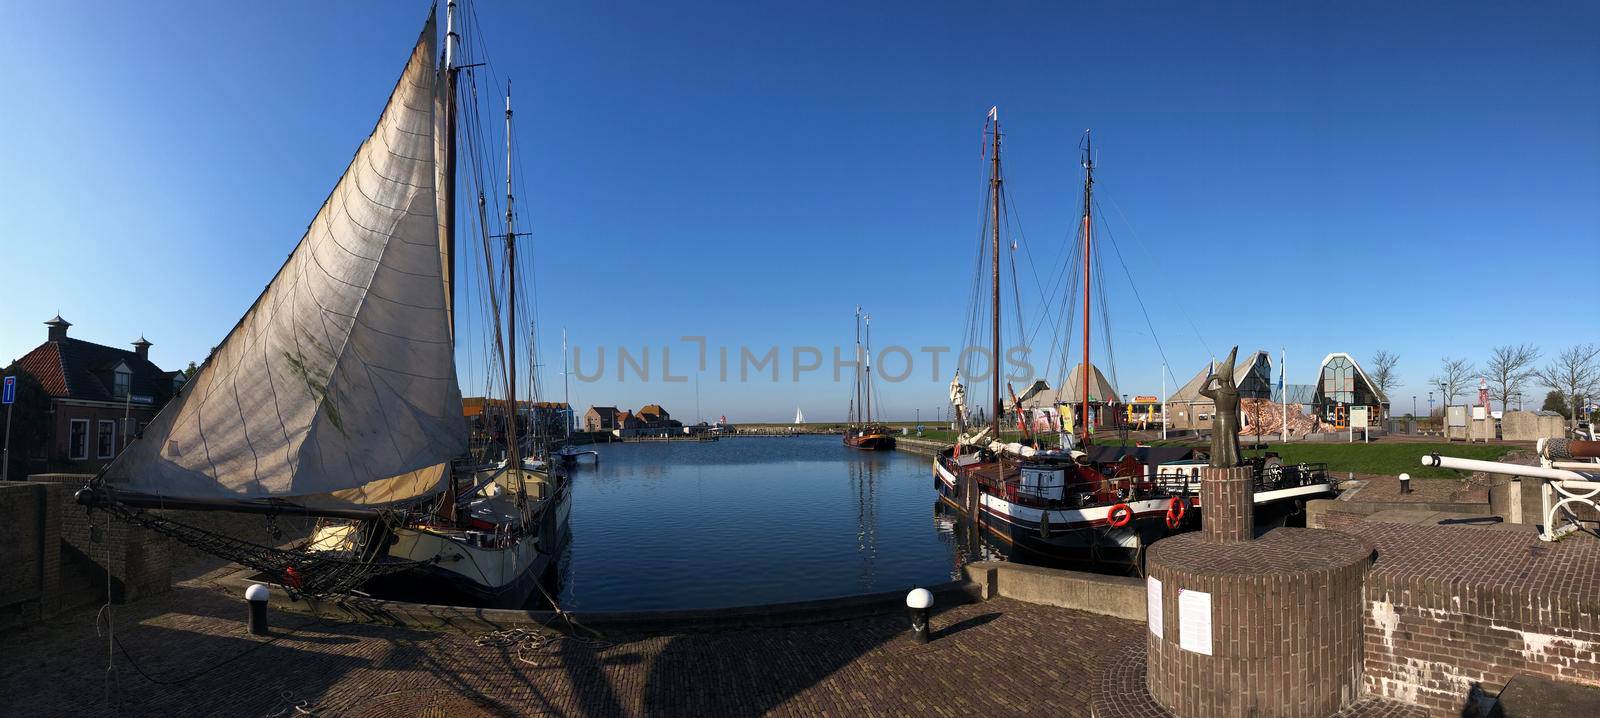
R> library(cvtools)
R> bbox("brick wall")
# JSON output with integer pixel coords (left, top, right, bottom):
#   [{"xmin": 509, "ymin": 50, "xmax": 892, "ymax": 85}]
[
  {"xmin": 27, "ymin": 474, "xmax": 172, "ymax": 605},
  {"xmin": 1322, "ymin": 514, "xmax": 1600, "ymax": 715},
  {"xmin": 0, "ymin": 482, "xmax": 63, "ymax": 630}
]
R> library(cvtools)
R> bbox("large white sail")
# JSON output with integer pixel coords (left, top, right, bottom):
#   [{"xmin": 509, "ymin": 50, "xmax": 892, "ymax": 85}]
[{"xmin": 103, "ymin": 17, "xmax": 466, "ymax": 504}]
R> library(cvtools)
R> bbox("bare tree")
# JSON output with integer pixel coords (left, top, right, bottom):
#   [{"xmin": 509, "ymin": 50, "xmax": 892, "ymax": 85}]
[
  {"xmin": 1430, "ymin": 357, "xmax": 1475, "ymax": 407},
  {"xmin": 1484, "ymin": 344, "xmax": 1540, "ymax": 413},
  {"xmin": 1369, "ymin": 350, "xmax": 1400, "ymax": 406},
  {"xmin": 1532, "ymin": 343, "xmax": 1600, "ymax": 431}
]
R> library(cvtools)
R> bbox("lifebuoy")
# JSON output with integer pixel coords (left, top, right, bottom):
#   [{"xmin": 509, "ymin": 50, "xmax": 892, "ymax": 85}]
[
  {"xmin": 1108, "ymin": 503, "xmax": 1134, "ymax": 527},
  {"xmin": 1165, "ymin": 497, "xmax": 1188, "ymax": 529}
]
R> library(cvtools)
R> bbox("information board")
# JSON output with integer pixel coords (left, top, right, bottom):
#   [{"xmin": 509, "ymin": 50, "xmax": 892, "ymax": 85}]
[
  {"xmin": 1147, "ymin": 576, "xmax": 1163, "ymax": 638},
  {"xmin": 1178, "ymin": 589, "xmax": 1212, "ymax": 655}
]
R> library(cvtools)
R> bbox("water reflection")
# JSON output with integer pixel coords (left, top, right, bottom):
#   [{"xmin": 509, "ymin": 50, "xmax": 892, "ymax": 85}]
[
  {"xmin": 539, "ymin": 436, "xmax": 969, "ymax": 611},
  {"xmin": 932, "ymin": 499, "xmax": 1009, "ymax": 570}
]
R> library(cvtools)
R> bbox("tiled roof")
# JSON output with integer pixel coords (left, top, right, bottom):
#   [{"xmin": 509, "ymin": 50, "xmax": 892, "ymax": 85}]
[
  {"xmin": 5, "ymin": 337, "xmax": 174, "ymax": 404},
  {"xmin": 11, "ymin": 342, "xmax": 68, "ymax": 396}
]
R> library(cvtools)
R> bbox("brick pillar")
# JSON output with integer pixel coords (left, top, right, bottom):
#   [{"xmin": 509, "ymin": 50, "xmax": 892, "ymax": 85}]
[
  {"xmin": 28, "ymin": 474, "xmax": 171, "ymax": 604},
  {"xmin": 1145, "ymin": 529, "xmax": 1373, "ymax": 717},
  {"xmin": 1201, "ymin": 466, "xmax": 1253, "ymax": 543}
]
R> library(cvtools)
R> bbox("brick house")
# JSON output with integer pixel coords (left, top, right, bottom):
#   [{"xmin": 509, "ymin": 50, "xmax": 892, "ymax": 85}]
[
  {"xmin": 4, "ymin": 316, "xmax": 183, "ymax": 473},
  {"xmin": 637, "ymin": 404, "xmax": 671, "ymax": 424},
  {"xmin": 583, "ymin": 406, "xmax": 619, "ymax": 432}
]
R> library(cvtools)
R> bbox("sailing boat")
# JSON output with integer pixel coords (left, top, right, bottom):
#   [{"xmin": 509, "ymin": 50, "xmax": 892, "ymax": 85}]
[
  {"xmin": 934, "ymin": 114, "xmax": 1330, "ymax": 567},
  {"xmin": 933, "ymin": 113, "xmax": 1190, "ymax": 567},
  {"xmin": 794, "ymin": 407, "xmax": 806, "ymax": 424},
  {"xmin": 77, "ymin": 4, "xmax": 570, "ymax": 606},
  {"xmin": 844, "ymin": 307, "xmax": 895, "ymax": 450},
  {"xmin": 555, "ymin": 329, "xmax": 597, "ymax": 465}
]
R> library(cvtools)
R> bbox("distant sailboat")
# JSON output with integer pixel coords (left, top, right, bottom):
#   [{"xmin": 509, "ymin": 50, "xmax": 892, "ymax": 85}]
[
  {"xmin": 844, "ymin": 307, "xmax": 895, "ymax": 450},
  {"xmin": 794, "ymin": 407, "xmax": 805, "ymax": 424}
]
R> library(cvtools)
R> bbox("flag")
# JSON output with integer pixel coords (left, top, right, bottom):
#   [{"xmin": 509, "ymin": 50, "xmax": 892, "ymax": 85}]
[{"xmin": 987, "ymin": 106, "xmax": 998, "ymax": 121}]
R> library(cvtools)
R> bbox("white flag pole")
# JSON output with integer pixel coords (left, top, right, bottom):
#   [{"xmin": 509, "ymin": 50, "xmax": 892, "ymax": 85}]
[
  {"xmin": 1161, "ymin": 363, "xmax": 1167, "ymax": 441},
  {"xmin": 1281, "ymin": 347, "xmax": 1288, "ymax": 443}
]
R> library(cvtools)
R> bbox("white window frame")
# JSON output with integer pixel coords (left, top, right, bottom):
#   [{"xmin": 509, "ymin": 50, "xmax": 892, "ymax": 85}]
[
  {"xmin": 97, "ymin": 419, "xmax": 117, "ymax": 460},
  {"xmin": 68, "ymin": 419, "xmax": 90, "ymax": 461},
  {"xmin": 112, "ymin": 362, "xmax": 132, "ymax": 399}
]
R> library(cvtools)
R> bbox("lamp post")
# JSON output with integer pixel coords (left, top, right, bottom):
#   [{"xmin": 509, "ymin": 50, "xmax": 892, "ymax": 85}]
[{"xmin": 1412, "ymin": 395, "xmax": 1417, "ymax": 419}]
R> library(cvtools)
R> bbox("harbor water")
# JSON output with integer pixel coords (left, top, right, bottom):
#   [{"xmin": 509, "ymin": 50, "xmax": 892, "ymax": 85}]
[{"xmin": 542, "ymin": 434, "xmax": 993, "ymax": 611}]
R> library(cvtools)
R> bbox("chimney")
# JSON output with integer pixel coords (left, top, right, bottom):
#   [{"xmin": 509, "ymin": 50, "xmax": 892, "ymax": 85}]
[
  {"xmin": 132, "ymin": 336, "xmax": 152, "ymax": 361},
  {"xmin": 45, "ymin": 315, "xmax": 71, "ymax": 342}
]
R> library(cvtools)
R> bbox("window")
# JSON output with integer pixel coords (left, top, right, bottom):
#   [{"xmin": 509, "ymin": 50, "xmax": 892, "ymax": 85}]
[
  {"xmin": 68, "ymin": 419, "xmax": 89, "ymax": 461},
  {"xmin": 113, "ymin": 365, "xmax": 131, "ymax": 399},
  {"xmin": 97, "ymin": 420, "xmax": 117, "ymax": 459}
]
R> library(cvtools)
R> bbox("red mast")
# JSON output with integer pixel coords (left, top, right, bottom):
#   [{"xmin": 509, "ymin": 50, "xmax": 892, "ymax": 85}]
[{"xmin": 990, "ymin": 110, "xmax": 1003, "ymax": 439}]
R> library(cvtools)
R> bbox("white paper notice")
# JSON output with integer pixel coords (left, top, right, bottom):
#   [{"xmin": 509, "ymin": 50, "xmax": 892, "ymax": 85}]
[
  {"xmin": 1147, "ymin": 576, "xmax": 1163, "ymax": 638},
  {"xmin": 1177, "ymin": 589, "xmax": 1212, "ymax": 655}
]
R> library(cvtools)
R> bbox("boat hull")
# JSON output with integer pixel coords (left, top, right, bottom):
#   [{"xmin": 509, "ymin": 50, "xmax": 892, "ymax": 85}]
[
  {"xmin": 933, "ymin": 459, "xmax": 1169, "ymax": 566},
  {"xmin": 932, "ymin": 453, "xmax": 1330, "ymax": 568},
  {"xmin": 845, "ymin": 434, "xmax": 897, "ymax": 450},
  {"xmin": 312, "ymin": 476, "xmax": 572, "ymax": 608}
]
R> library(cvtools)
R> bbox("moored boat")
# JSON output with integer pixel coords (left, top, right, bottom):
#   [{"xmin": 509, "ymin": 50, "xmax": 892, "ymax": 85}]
[
  {"xmin": 76, "ymin": 2, "xmax": 571, "ymax": 607},
  {"xmin": 844, "ymin": 307, "xmax": 896, "ymax": 451},
  {"xmin": 934, "ymin": 112, "xmax": 1332, "ymax": 568}
]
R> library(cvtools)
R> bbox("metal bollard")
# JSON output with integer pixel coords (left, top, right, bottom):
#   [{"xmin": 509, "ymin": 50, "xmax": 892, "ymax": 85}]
[
  {"xmin": 1398, "ymin": 473, "xmax": 1411, "ymax": 495},
  {"xmin": 906, "ymin": 587, "xmax": 933, "ymax": 643},
  {"xmin": 246, "ymin": 583, "xmax": 270, "ymax": 635}
]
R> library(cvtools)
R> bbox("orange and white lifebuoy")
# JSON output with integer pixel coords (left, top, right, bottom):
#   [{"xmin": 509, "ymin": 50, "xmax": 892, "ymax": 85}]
[
  {"xmin": 1165, "ymin": 497, "xmax": 1188, "ymax": 529},
  {"xmin": 1108, "ymin": 503, "xmax": 1134, "ymax": 528}
]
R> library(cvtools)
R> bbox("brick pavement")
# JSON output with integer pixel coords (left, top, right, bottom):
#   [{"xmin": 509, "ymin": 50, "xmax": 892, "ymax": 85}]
[
  {"xmin": 1, "ymin": 569, "xmax": 1144, "ymax": 717},
  {"xmin": 1342, "ymin": 475, "xmax": 1488, "ymax": 505}
]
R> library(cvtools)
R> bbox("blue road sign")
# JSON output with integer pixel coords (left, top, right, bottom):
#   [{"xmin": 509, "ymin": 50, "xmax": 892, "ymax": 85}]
[{"xmin": 2, "ymin": 376, "xmax": 14, "ymax": 405}]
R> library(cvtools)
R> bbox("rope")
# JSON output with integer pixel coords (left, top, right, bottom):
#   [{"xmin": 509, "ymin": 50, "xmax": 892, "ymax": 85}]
[{"xmin": 91, "ymin": 504, "xmax": 435, "ymax": 598}]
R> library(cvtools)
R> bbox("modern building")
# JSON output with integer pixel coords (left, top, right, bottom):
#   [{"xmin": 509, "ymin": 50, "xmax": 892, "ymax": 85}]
[
  {"xmin": 3, "ymin": 316, "xmax": 182, "ymax": 473},
  {"xmin": 1310, "ymin": 352, "xmax": 1389, "ymax": 426}
]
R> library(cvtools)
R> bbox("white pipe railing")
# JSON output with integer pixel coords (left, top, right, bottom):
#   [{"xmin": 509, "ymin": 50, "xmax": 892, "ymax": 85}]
[{"xmin": 1422, "ymin": 454, "xmax": 1600, "ymax": 541}]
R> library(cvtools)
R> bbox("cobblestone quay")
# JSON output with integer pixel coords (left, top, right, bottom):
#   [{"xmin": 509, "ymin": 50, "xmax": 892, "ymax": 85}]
[{"xmin": 2, "ymin": 569, "xmax": 1143, "ymax": 717}]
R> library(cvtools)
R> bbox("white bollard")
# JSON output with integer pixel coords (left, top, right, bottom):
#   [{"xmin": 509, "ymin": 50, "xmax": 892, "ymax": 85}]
[
  {"xmin": 906, "ymin": 587, "xmax": 933, "ymax": 643},
  {"xmin": 246, "ymin": 583, "xmax": 270, "ymax": 635}
]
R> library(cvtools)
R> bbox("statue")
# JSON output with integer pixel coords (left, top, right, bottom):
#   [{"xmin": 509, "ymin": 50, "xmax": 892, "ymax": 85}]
[
  {"xmin": 1198, "ymin": 345, "xmax": 1242, "ymax": 468},
  {"xmin": 948, "ymin": 370, "xmax": 968, "ymax": 432}
]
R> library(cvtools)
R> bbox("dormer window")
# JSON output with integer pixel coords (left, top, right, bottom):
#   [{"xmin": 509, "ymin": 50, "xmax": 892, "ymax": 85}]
[{"xmin": 113, "ymin": 364, "xmax": 131, "ymax": 399}]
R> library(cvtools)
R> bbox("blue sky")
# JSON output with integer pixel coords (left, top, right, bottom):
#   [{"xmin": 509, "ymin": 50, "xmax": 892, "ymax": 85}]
[{"xmin": 2, "ymin": 1, "xmax": 1596, "ymax": 422}]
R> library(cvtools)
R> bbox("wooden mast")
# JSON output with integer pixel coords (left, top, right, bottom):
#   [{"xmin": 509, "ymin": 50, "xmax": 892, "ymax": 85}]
[
  {"xmin": 854, "ymin": 307, "xmax": 863, "ymax": 429},
  {"xmin": 443, "ymin": 1, "xmax": 460, "ymax": 341},
  {"xmin": 864, "ymin": 312, "xmax": 874, "ymax": 426},
  {"xmin": 503, "ymin": 82, "xmax": 524, "ymax": 503},
  {"xmin": 441, "ymin": 1, "xmax": 461, "ymax": 523},
  {"xmin": 990, "ymin": 112, "xmax": 1003, "ymax": 439},
  {"xmin": 1080, "ymin": 131, "xmax": 1095, "ymax": 446}
]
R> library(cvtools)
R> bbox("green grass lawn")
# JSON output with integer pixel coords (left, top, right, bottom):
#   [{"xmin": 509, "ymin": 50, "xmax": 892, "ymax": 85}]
[{"xmin": 1262, "ymin": 443, "xmax": 1512, "ymax": 479}]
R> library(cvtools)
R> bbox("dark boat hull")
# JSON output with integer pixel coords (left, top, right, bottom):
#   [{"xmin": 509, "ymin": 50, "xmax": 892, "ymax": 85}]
[
  {"xmin": 845, "ymin": 433, "xmax": 897, "ymax": 450},
  {"xmin": 932, "ymin": 450, "xmax": 1330, "ymax": 568}
]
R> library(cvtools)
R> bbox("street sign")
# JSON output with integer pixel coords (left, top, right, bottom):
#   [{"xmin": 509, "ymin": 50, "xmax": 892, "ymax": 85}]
[{"xmin": 2, "ymin": 376, "xmax": 14, "ymax": 405}]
